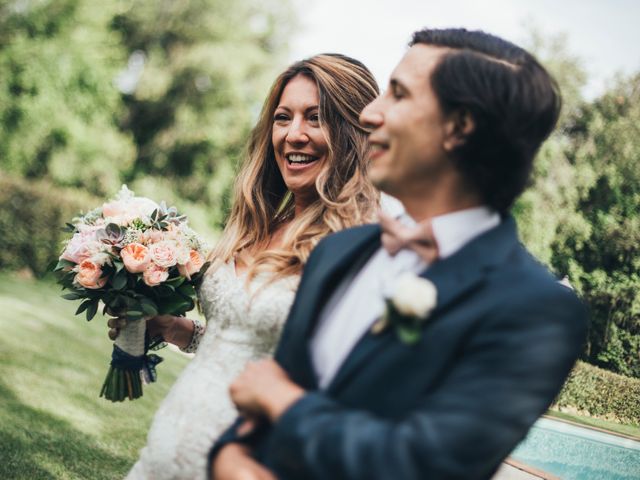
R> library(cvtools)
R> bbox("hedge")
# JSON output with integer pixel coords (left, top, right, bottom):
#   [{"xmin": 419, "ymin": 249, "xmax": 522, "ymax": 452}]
[
  {"xmin": 0, "ymin": 174, "xmax": 98, "ymax": 276},
  {"xmin": 555, "ymin": 360, "xmax": 640, "ymax": 425}
]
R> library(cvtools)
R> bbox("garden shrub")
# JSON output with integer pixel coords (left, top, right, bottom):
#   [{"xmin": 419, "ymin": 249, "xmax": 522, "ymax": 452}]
[
  {"xmin": 0, "ymin": 174, "xmax": 97, "ymax": 276},
  {"xmin": 555, "ymin": 360, "xmax": 640, "ymax": 425}
]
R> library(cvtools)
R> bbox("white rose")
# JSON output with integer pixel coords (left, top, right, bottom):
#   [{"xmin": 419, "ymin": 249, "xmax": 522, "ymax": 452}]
[
  {"xmin": 390, "ymin": 272, "xmax": 437, "ymax": 318},
  {"xmin": 102, "ymin": 196, "xmax": 158, "ymax": 226},
  {"xmin": 131, "ymin": 197, "xmax": 159, "ymax": 220}
]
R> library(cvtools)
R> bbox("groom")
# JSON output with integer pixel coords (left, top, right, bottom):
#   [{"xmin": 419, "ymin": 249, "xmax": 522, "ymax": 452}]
[{"xmin": 210, "ymin": 28, "xmax": 587, "ymax": 480}]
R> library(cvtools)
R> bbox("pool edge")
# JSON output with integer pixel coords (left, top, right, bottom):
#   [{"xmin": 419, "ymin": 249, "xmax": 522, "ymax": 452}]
[
  {"xmin": 543, "ymin": 414, "xmax": 640, "ymax": 443},
  {"xmin": 503, "ymin": 458, "xmax": 561, "ymax": 480}
]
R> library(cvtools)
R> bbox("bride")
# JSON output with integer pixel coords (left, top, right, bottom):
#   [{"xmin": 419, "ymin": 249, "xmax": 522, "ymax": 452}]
[{"xmin": 117, "ymin": 53, "xmax": 380, "ymax": 479}]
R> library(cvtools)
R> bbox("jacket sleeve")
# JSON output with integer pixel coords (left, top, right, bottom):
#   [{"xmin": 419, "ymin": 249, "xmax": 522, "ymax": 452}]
[{"xmin": 260, "ymin": 287, "xmax": 588, "ymax": 480}]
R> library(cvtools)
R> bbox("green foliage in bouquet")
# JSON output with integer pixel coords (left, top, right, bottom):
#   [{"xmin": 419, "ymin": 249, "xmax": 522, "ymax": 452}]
[{"xmin": 53, "ymin": 257, "xmax": 206, "ymax": 323}]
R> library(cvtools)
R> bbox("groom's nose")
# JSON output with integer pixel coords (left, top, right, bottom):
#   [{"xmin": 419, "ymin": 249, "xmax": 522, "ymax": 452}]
[{"xmin": 359, "ymin": 96, "xmax": 384, "ymax": 131}]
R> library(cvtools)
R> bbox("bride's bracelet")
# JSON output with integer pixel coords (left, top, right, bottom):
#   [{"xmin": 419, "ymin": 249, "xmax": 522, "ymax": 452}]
[{"xmin": 180, "ymin": 319, "xmax": 205, "ymax": 354}]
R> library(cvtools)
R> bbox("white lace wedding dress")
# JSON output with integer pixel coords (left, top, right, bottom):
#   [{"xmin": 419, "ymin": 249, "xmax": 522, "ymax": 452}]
[{"xmin": 125, "ymin": 262, "xmax": 298, "ymax": 480}]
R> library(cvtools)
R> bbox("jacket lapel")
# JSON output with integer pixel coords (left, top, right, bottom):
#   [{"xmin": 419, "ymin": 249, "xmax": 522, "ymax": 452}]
[
  {"xmin": 326, "ymin": 216, "xmax": 520, "ymax": 394},
  {"xmin": 300, "ymin": 224, "xmax": 382, "ymax": 339},
  {"xmin": 279, "ymin": 225, "xmax": 381, "ymax": 389}
]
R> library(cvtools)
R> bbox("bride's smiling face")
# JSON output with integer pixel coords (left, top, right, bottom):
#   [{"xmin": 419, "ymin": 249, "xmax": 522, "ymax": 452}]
[{"xmin": 272, "ymin": 74, "xmax": 329, "ymax": 200}]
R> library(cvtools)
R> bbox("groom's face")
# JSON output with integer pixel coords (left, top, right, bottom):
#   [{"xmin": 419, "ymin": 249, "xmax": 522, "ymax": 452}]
[{"xmin": 360, "ymin": 45, "xmax": 454, "ymax": 198}]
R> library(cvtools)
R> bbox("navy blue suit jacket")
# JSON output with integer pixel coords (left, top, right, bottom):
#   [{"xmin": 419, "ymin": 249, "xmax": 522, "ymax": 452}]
[{"xmin": 210, "ymin": 216, "xmax": 587, "ymax": 479}]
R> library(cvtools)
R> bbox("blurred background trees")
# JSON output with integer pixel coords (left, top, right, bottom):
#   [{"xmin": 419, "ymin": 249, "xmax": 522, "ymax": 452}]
[
  {"xmin": 0, "ymin": 4, "xmax": 638, "ymax": 379},
  {"xmin": 0, "ymin": 0, "xmax": 292, "ymax": 232},
  {"xmin": 516, "ymin": 30, "xmax": 640, "ymax": 379}
]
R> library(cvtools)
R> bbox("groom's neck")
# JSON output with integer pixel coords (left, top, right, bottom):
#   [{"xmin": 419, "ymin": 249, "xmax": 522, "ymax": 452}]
[{"xmin": 397, "ymin": 176, "xmax": 483, "ymax": 223}]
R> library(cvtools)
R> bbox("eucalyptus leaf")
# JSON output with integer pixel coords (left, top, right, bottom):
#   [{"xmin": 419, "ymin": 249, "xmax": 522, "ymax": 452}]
[
  {"xmin": 177, "ymin": 283, "xmax": 195, "ymax": 297},
  {"xmin": 86, "ymin": 300, "xmax": 99, "ymax": 321},
  {"xmin": 75, "ymin": 299, "xmax": 93, "ymax": 315},
  {"xmin": 54, "ymin": 259, "xmax": 76, "ymax": 272},
  {"xmin": 62, "ymin": 293, "xmax": 82, "ymax": 300},
  {"xmin": 165, "ymin": 276, "xmax": 185, "ymax": 288},
  {"xmin": 112, "ymin": 269, "xmax": 128, "ymax": 290},
  {"xmin": 140, "ymin": 298, "xmax": 159, "ymax": 317},
  {"xmin": 126, "ymin": 310, "xmax": 144, "ymax": 320}
]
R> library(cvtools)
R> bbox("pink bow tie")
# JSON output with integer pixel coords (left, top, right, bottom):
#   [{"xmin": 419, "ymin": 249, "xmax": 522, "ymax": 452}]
[{"xmin": 379, "ymin": 210, "xmax": 439, "ymax": 263}]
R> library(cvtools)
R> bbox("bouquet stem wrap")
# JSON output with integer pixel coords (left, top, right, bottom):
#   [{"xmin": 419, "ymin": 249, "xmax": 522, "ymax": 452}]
[{"xmin": 99, "ymin": 319, "xmax": 163, "ymax": 402}]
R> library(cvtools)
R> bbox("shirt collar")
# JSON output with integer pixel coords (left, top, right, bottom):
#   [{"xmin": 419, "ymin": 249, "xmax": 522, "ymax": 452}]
[{"xmin": 400, "ymin": 206, "xmax": 501, "ymax": 260}]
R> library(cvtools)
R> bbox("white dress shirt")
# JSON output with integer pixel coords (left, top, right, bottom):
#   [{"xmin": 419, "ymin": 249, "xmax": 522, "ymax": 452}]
[{"xmin": 310, "ymin": 206, "xmax": 501, "ymax": 389}]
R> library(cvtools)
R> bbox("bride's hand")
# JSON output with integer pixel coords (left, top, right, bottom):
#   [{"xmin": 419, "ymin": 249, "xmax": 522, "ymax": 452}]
[
  {"xmin": 107, "ymin": 314, "xmax": 177, "ymax": 341},
  {"xmin": 229, "ymin": 359, "xmax": 305, "ymax": 422}
]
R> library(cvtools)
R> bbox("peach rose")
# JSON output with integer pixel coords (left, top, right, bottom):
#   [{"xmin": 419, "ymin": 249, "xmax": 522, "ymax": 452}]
[
  {"xmin": 120, "ymin": 243, "xmax": 151, "ymax": 273},
  {"xmin": 75, "ymin": 260, "xmax": 107, "ymax": 289},
  {"xmin": 149, "ymin": 241, "xmax": 179, "ymax": 268},
  {"xmin": 178, "ymin": 250, "xmax": 205, "ymax": 280},
  {"xmin": 143, "ymin": 264, "xmax": 169, "ymax": 287}
]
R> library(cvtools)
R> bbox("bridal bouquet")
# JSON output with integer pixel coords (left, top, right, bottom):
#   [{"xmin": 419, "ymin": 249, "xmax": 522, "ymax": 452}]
[{"xmin": 53, "ymin": 185, "xmax": 209, "ymax": 402}]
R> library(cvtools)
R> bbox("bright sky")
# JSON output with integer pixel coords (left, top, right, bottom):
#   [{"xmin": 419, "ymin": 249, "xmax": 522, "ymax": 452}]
[{"xmin": 289, "ymin": 0, "xmax": 640, "ymax": 99}]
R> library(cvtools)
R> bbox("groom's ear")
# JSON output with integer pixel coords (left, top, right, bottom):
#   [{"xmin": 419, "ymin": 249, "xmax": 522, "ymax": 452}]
[{"xmin": 443, "ymin": 109, "xmax": 475, "ymax": 152}]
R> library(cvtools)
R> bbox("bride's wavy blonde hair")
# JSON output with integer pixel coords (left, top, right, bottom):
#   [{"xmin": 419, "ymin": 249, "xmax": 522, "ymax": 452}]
[{"xmin": 207, "ymin": 53, "xmax": 380, "ymax": 281}]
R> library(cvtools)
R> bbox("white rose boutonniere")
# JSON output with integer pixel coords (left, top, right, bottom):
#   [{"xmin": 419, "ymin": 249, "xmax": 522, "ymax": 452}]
[{"xmin": 371, "ymin": 272, "xmax": 438, "ymax": 345}]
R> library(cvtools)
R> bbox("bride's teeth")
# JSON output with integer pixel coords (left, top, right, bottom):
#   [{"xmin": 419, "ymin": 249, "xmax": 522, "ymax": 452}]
[{"xmin": 287, "ymin": 154, "xmax": 316, "ymax": 163}]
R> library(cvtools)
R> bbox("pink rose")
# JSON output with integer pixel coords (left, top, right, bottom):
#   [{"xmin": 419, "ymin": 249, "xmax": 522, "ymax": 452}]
[
  {"xmin": 178, "ymin": 250, "xmax": 205, "ymax": 280},
  {"xmin": 143, "ymin": 264, "xmax": 169, "ymax": 287},
  {"xmin": 149, "ymin": 241, "xmax": 179, "ymax": 268},
  {"xmin": 75, "ymin": 260, "xmax": 107, "ymax": 289},
  {"xmin": 142, "ymin": 229, "xmax": 164, "ymax": 244},
  {"xmin": 120, "ymin": 243, "xmax": 151, "ymax": 273},
  {"xmin": 61, "ymin": 231, "xmax": 95, "ymax": 264}
]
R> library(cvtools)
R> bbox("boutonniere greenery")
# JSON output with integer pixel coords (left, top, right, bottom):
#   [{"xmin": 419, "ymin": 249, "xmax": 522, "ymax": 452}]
[{"xmin": 371, "ymin": 272, "xmax": 438, "ymax": 345}]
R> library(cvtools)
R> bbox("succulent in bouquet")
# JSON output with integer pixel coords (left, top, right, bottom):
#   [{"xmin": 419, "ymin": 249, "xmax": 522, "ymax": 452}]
[{"xmin": 53, "ymin": 186, "xmax": 209, "ymax": 401}]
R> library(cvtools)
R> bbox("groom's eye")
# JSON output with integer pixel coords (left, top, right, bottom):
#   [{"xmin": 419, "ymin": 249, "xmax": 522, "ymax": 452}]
[{"xmin": 391, "ymin": 85, "xmax": 405, "ymax": 100}]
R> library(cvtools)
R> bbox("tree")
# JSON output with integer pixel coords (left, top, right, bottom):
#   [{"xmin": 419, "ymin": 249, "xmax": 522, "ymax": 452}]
[
  {"xmin": 514, "ymin": 28, "xmax": 588, "ymax": 265},
  {"xmin": 552, "ymin": 74, "xmax": 640, "ymax": 377},
  {"xmin": 111, "ymin": 0, "xmax": 294, "ymax": 227},
  {"xmin": 0, "ymin": 0, "xmax": 135, "ymax": 196},
  {"xmin": 515, "ymin": 28, "xmax": 640, "ymax": 378},
  {"xmin": 0, "ymin": 0, "xmax": 295, "ymax": 273}
]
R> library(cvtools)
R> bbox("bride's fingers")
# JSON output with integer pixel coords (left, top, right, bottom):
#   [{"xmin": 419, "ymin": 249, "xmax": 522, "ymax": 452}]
[
  {"xmin": 108, "ymin": 328, "xmax": 119, "ymax": 341},
  {"xmin": 107, "ymin": 317, "xmax": 127, "ymax": 329},
  {"xmin": 237, "ymin": 418, "xmax": 257, "ymax": 436}
]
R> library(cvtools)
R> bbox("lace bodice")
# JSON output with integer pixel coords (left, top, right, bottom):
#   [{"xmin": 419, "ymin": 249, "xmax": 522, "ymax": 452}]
[
  {"xmin": 198, "ymin": 262, "xmax": 298, "ymax": 355},
  {"xmin": 126, "ymin": 262, "xmax": 298, "ymax": 480}
]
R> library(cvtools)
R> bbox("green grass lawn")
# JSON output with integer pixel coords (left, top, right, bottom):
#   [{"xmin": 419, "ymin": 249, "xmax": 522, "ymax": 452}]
[{"xmin": 0, "ymin": 273, "xmax": 191, "ymax": 479}]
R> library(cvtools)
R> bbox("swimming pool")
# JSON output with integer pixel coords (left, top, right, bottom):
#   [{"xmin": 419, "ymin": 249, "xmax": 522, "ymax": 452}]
[{"xmin": 510, "ymin": 417, "xmax": 640, "ymax": 479}]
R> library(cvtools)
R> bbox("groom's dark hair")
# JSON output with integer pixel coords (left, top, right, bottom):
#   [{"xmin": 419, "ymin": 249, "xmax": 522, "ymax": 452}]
[{"xmin": 411, "ymin": 28, "xmax": 561, "ymax": 213}]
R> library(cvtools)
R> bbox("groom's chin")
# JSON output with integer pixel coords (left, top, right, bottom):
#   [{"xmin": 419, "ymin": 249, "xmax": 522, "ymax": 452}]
[{"xmin": 371, "ymin": 176, "xmax": 399, "ymax": 198}]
